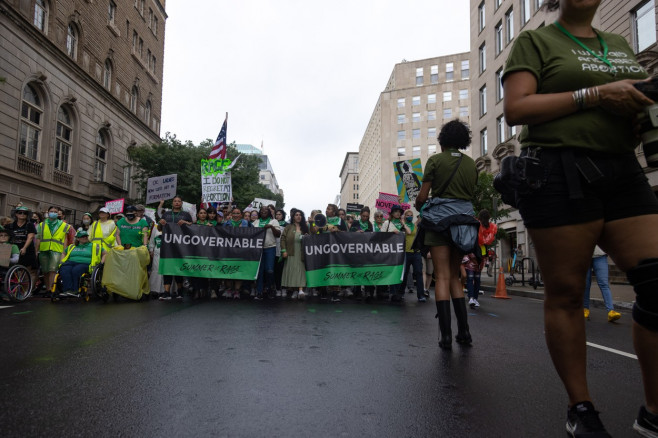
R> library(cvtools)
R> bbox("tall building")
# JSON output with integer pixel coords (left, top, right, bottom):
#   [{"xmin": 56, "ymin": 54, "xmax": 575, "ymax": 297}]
[
  {"xmin": 339, "ymin": 152, "xmax": 359, "ymax": 211},
  {"xmin": 358, "ymin": 54, "xmax": 472, "ymax": 211},
  {"xmin": 234, "ymin": 143, "xmax": 283, "ymax": 196},
  {"xmin": 469, "ymin": 0, "xmax": 658, "ymax": 260},
  {"xmin": 0, "ymin": 0, "xmax": 166, "ymax": 220}
]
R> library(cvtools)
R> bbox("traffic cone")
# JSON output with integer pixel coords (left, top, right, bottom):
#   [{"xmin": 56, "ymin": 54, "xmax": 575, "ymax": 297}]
[{"xmin": 494, "ymin": 267, "xmax": 511, "ymax": 299}]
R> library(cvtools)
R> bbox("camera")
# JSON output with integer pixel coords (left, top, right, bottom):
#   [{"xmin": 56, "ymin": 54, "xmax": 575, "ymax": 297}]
[
  {"xmin": 493, "ymin": 155, "xmax": 545, "ymax": 208},
  {"xmin": 633, "ymin": 78, "xmax": 658, "ymax": 167}
]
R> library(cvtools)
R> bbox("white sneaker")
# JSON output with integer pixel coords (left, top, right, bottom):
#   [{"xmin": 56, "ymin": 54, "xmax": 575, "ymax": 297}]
[
  {"xmin": 250, "ymin": 290, "xmax": 256, "ymax": 297},
  {"xmin": 210, "ymin": 290, "xmax": 218, "ymax": 299},
  {"xmin": 473, "ymin": 298, "xmax": 480, "ymax": 308},
  {"xmin": 312, "ymin": 289, "xmax": 318, "ymax": 297},
  {"xmin": 291, "ymin": 291, "xmax": 298, "ymax": 300},
  {"xmin": 469, "ymin": 298, "xmax": 477, "ymax": 308},
  {"xmin": 232, "ymin": 290, "xmax": 240, "ymax": 299},
  {"xmin": 276, "ymin": 290, "xmax": 282, "ymax": 297},
  {"xmin": 479, "ymin": 290, "xmax": 484, "ymax": 295},
  {"xmin": 222, "ymin": 290, "xmax": 231, "ymax": 298},
  {"xmin": 346, "ymin": 288, "xmax": 354, "ymax": 297},
  {"xmin": 298, "ymin": 290, "xmax": 305, "ymax": 300}
]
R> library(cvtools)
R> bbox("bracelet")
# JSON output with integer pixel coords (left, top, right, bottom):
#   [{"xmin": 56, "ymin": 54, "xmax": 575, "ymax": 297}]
[{"xmin": 572, "ymin": 86, "xmax": 600, "ymax": 110}]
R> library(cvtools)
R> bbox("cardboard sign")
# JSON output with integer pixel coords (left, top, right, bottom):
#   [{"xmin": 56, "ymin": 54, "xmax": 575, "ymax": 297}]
[
  {"xmin": 201, "ymin": 159, "xmax": 232, "ymax": 203},
  {"xmin": 146, "ymin": 174, "xmax": 177, "ymax": 204},
  {"xmin": 105, "ymin": 198, "xmax": 125, "ymax": 214},
  {"xmin": 375, "ymin": 192, "xmax": 410, "ymax": 217},
  {"xmin": 246, "ymin": 198, "xmax": 276, "ymax": 211},
  {"xmin": 346, "ymin": 203, "xmax": 363, "ymax": 214},
  {"xmin": 144, "ymin": 207, "xmax": 157, "ymax": 223},
  {"xmin": 393, "ymin": 159, "xmax": 423, "ymax": 204},
  {"xmin": 182, "ymin": 201, "xmax": 197, "ymax": 223}
]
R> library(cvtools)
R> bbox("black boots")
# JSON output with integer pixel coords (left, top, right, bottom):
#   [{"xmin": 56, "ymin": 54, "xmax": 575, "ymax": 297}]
[
  {"xmin": 435, "ymin": 300, "xmax": 452, "ymax": 349},
  {"xmin": 452, "ymin": 297, "xmax": 472, "ymax": 345}
]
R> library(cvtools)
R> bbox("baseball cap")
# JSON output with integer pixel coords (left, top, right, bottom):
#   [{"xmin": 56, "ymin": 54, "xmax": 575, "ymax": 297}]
[{"xmin": 99, "ymin": 207, "xmax": 110, "ymax": 214}]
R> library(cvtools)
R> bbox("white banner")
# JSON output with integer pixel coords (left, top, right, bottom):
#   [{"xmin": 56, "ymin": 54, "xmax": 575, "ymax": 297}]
[
  {"xmin": 246, "ymin": 198, "xmax": 276, "ymax": 211},
  {"xmin": 201, "ymin": 171, "xmax": 232, "ymax": 203},
  {"xmin": 146, "ymin": 174, "xmax": 177, "ymax": 204}
]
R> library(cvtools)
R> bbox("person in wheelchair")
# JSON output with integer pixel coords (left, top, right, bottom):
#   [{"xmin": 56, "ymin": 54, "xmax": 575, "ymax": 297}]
[
  {"xmin": 58, "ymin": 230, "xmax": 105, "ymax": 296},
  {"xmin": 0, "ymin": 226, "xmax": 20, "ymax": 266}
]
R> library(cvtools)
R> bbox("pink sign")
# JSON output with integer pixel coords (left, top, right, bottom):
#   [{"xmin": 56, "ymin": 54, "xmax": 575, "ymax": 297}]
[
  {"xmin": 105, "ymin": 198, "xmax": 125, "ymax": 214},
  {"xmin": 375, "ymin": 192, "xmax": 410, "ymax": 218}
]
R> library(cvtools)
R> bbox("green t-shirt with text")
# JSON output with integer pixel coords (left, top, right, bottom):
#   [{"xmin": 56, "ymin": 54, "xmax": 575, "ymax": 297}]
[
  {"xmin": 423, "ymin": 150, "xmax": 478, "ymax": 200},
  {"xmin": 503, "ymin": 24, "xmax": 648, "ymax": 154},
  {"xmin": 117, "ymin": 218, "xmax": 148, "ymax": 248}
]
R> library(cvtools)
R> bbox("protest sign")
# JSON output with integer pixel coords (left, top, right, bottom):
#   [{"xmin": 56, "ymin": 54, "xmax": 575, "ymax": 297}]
[
  {"xmin": 201, "ymin": 159, "xmax": 232, "ymax": 203},
  {"xmin": 105, "ymin": 198, "xmax": 125, "ymax": 214},
  {"xmin": 302, "ymin": 232, "xmax": 405, "ymax": 287},
  {"xmin": 159, "ymin": 224, "xmax": 266, "ymax": 280},
  {"xmin": 246, "ymin": 198, "xmax": 276, "ymax": 211},
  {"xmin": 375, "ymin": 192, "xmax": 410, "ymax": 217},
  {"xmin": 144, "ymin": 207, "xmax": 157, "ymax": 223},
  {"xmin": 393, "ymin": 159, "xmax": 423, "ymax": 204},
  {"xmin": 346, "ymin": 203, "xmax": 363, "ymax": 214},
  {"xmin": 182, "ymin": 201, "xmax": 197, "ymax": 222},
  {"xmin": 146, "ymin": 174, "xmax": 177, "ymax": 204}
]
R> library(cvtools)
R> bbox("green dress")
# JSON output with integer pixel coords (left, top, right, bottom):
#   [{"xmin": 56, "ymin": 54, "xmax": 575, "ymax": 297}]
[{"xmin": 281, "ymin": 231, "xmax": 306, "ymax": 288}]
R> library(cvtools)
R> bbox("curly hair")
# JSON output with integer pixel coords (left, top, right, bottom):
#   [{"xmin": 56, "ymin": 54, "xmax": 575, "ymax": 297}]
[
  {"xmin": 438, "ymin": 119, "xmax": 472, "ymax": 150},
  {"xmin": 543, "ymin": 0, "xmax": 559, "ymax": 11}
]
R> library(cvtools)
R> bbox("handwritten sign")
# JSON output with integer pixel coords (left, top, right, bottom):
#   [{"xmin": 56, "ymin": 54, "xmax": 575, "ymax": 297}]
[
  {"xmin": 105, "ymin": 198, "xmax": 125, "ymax": 214},
  {"xmin": 201, "ymin": 159, "xmax": 232, "ymax": 203},
  {"xmin": 246, "ymin": 198, "xmax": 276, "ymax": 211},
  {"xmin": 146, "ymin": 174, "xmax": 177, "ymax": 204}
]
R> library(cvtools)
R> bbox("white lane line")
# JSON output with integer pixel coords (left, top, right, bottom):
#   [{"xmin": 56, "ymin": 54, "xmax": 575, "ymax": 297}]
[
  {"xmin": 587, "ymin": 342, "xmax": 637, "ymax": 360},
  {"xmin": 0, "ymin": 306, "xmax": 14, "ymax": 309}
]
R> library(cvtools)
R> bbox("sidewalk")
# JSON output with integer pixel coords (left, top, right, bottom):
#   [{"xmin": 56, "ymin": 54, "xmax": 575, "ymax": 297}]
[{"xmin": 478, "ymin": 272, "xmax": 635, "ymax": 310}]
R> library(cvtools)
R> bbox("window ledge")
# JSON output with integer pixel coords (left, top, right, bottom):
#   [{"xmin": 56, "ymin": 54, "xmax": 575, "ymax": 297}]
[
  {"xmin": 146, "ymin": 69, "xmax": 159, "ymax": 84},
  {"xmin": 131, "ymin": 51, "xmax": 146, "ymax": 67},
  {"xmin": 107, "ymin": 23, "xmax": 121, "ymax": 37}
]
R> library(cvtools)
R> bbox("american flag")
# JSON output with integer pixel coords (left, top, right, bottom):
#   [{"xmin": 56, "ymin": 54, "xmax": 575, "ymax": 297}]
[{"xmin": 209, "ymin": 114, "xmax": 227, "ymax": 159}]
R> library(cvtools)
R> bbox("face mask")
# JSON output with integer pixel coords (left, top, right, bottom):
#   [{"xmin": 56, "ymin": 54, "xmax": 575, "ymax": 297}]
[
  {"xmin": 31, "ymin": 219, "xmax": 38, "ymax": 224},
  {"xmin": 405, "ymin": 216, "xmax": 413, "ymax": 223},
  {"xmin": 125, "ymin": 214, "xmax": 135, "ymax": 220},
  {"xmin": 48, "ymin": 212, "xmax": 58, "ymax": 220},
  {"xmin": 83, "ymin": 219, "xmax": 91, "ymax": 225}
]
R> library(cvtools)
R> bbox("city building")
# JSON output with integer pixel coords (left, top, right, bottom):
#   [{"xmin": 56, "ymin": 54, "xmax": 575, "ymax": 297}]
[
  {"xmin": 339, "ymin": 152, "xmax": 359, "ymax": 212},
  {"xmin": 0, "ymin": 0, "xmax": 166, "ymax": 220},
  {"xmin": 469, "ymin": 0, "xmax": 658, "ymax": 261},
  {"xmin": 357, "ymin": 54, "xmax": 472, "ymax": 212},
  {"xmin": 234, "ymin": 143, "xmax": 283, "ymax": 196}
]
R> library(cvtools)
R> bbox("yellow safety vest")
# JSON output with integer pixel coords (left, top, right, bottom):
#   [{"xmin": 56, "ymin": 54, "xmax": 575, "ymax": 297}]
[
  {"xmin": 39, "ymin": 221, "xmax": 70, "ymax": 253},
  {"xmin": 90, "ymin": 220, "xmax": 116, "ymax": 251},
  {"xmin": 60, "ymin": 242, "xmax": 102, "ymax": 272}
]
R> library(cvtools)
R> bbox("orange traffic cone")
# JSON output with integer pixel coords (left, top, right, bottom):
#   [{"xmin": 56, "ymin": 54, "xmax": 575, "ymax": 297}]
[{"xmin": 494, "ymin": 267, "xmax": 511, "ymax": 299}]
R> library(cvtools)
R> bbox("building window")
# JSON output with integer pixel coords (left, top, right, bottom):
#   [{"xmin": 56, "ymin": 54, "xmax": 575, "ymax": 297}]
[
  {"xmin": 95, "ymin": 131, "xmax": 108, "ymax": 182},
  {"xmin": 152, "ymin": 16, "xmax": 158, "ymax": 36},
  {"xmin": 138, "ymin": 38, "xmax": 143, "ymax": 57},
  {"xmin": 151, "ymin": 55, "xmax": 156, "ymax": 73},
  {"xmin": 130, "ymin": 86, "xmax": 138, "ymax": 113},
  {"xmin": 19, "ymin": 84, "xmax": 42, "ymax": 161},
  {"xmin": 412, "ymin": 112, "xmax": 421, "ymax": 122},
  {"xmin": 416, "ymin": 67, "xmax": 423, "ymax": 86},
  {"xmin": 459, "ymin": 106, "xmax": 469, "ymax": 117},
  {"xmin": 139, "ymin": 0, "xmax": 144, "ymax": 15},
  {"xmin": 481, "ymin": 128, "xmax": 488, "ymax": 156},
  {"xmin": 430, "ymin": 65, "xmax": 438, "ymax": 84},
  {"xmin": 510, "ymin": 125, "xmax": 518, "ymax": 137},
  {"xmin": 132, "ymin": 30, "xmax": 138, "ymax": 52},
  {"xmin": 412, "ymin": 129, "xmax": 420, "ymax": 139},
  {"xmin": 521, "ymin": 0, "xmax": 531, "ymax": 26},
  {"xmin": 147, "ymin": 49, "xmax": 151, "ymax": 69},
  {"xmin": 446, "ymin": 62, "xmax": 454, "ymax": 81},
  {"xmin": 428, "ymin": 93, "xmax": 436, "ymax": 104},
  {"xmin": 412, "ymin": 146, "xmax": 421, "ymax": 157},
  {"xmin": 34, "ymin": 0, "xmax": 48, "ymax": 32},
  {"xmin": 461, "ymin": 60, "xmax": 470, "ymax": 79},
  {"xmin": 397, "ymin": 130, "xmax": 405, "ymax": 140},
  {"xmin": 109, "ymin": 0, "xmax": 116, "ymax": 24},
  {"xmin": 104, "ymin": 59, "xmax": 112, "ymax": 90},
  {"xmin": 496, "ymin": 68, "xmax": 504, "ymax": 102},
  {"xmin": 480, "ymin": 85, "xmax": 487, "ymax": 117},
  {"xmin": 428, "ymin": 110, "xmax": 436, "ymax": 121},
  {"xmin": 123, "ymin": 165, "xmax": 131, "ymax": 191},
  {"xmin": 506, "ymin": 8, "xmax": 515, "ymax": 44},
  {"xmin": 412, "ymin": 96, "xmax": 420, "ymax": 106},
  {"xmin": 495, "ymin": 0, "xmax": 503, "ymax": 10},
  {"xmin": 479, "ymin": 43, "xmax": 486, "ymax": 74},
  {"xmin": 397, "ymin": 97, "xmax": 405, "ymax": 108},
  {"xmin": 148, "ymin": 8, "xmax": 153, "ymax": 28},
  {"xmin": 478, "ymin": 1, "xmax": 486, "ymax": 32},
  {"xmin": 397, "ymin": 147, "xmax": 406, "ymax": 157},
  {"xmin": 459, "ymin": 89, "xmax": 468, "ymax": 100},
  {"xmin": 55, "ymin": 107, "xmax": 72, "ymax": 173},
  {"xmin": 428, "ymin": 127, "xmax": 436, "ymax": 139},
  {"xmin": 443, "ymin": 108, "xmax": 452, "ymax": 119},
  {"xmin": 145, "ymin": 100, "xmax": 152, "ymax": 126},
  {"xmin": 497, "ymin": 115, "xmax": 506, "ymax": 144},
  {"xmin": 397, "ymin": 114, "xmax": 406, "ymax": 124},
  {"xmin": 66, "ymin": 23, "xmax": 78, "ymax": 59},
  {"xmin": 443, "ymin": 91, "xmax": 452, "ymax": 102},
  {"xmin": 495, "ymin": 22, "xmax": 503, "ymax": 55},
  {"xmin": 534, "ymin": 0, "xmax": 541, "ymax": 11},
  {"xmin": 635, "ymin": 0, "xmax": 657, "ymax": 52},
  {"xmin": 428, "ymin": 145, "xmax": 436, "ymax": 155}
]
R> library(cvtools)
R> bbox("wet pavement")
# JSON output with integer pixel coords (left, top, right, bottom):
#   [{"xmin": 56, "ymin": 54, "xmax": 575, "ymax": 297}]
[{"xmin": 0, "ymin": 294, "xmax": 644, "ymax": 437}]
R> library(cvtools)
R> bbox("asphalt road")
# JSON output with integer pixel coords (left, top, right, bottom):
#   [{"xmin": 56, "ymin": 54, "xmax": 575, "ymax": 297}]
[{"xmin": 0, "ymin": 293, "xmax": 644, "ymax": 437}]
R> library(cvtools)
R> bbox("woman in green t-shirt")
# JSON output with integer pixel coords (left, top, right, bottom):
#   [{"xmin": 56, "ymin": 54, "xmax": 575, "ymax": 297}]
[
  {"xmin": 503, "ymin": 1, "xmax": 658, "ymax": 435},
  {"xmin": 115, "ymin": 205, "xmax": 148, "ymax": 248}
]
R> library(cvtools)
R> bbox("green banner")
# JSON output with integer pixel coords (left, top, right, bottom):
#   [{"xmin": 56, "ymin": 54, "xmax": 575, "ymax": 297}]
[
  {"xmin": 305, "ymin": 265, "xmax": 404, "ymax": 287},
  {"xmin": 159, "ymin": 257, "xmax": 261, "ymax": 280}
]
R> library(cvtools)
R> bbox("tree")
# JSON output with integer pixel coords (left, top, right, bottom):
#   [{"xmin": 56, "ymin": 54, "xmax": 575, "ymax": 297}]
[
  {"xmin": 473, "ymin": 171, "xmax": 510, "ymax": 238},
  {"xmin": 127, "ymin": 134, "xmax": 284, "ymax": 209}
]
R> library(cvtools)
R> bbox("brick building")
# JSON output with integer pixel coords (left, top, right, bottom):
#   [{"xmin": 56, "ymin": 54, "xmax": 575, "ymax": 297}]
[{"xmin": 0, "ymin": 0, "xmax": 166, "ymax": 220}]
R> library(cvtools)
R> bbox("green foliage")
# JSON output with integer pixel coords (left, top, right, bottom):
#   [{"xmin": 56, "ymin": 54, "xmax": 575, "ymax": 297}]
[
  {"xmin": 473, "ymin": 171, "xmax": 510, "ymax": 239},
  {"xmin": 127, "ymin": 133, "xmax": 284, "ymax": 209}
]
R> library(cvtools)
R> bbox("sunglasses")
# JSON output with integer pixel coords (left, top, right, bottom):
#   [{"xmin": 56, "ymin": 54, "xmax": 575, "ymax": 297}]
[{"xmin": 16, "ymin": 211, "xmax": 27, "ymax": 215}]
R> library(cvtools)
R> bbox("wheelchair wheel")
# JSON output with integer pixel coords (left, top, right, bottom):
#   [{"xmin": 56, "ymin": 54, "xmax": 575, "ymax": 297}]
[
  {"xmin": 90, "ymin": 264, "xmax": 108, "ymax": 302},
  {"xmin": 4, "ymin": 265, "xmax": 34, "ymax": 302},
  {"xmin": 50, "ymin": 272, "xmax": 62, "ymax": 302},
  {"xmin": 505, "ymin": 276, "xmax": 514, "ymax": 287}
]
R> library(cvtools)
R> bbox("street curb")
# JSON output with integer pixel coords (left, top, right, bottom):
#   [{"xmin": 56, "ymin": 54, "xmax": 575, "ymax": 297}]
[{"xmin": 480, "ymin": 286, "xmax": 634, "ymax": 311}]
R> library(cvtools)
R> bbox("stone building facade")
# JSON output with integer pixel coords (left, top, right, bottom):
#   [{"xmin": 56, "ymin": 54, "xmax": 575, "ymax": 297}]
[
  {"xmin": 0, "ymin": 0, "xmax": 166, "ymax": 220},
  {"xmin": 339, "ymin": 152, "xmax": 359, "ymax": 211}
]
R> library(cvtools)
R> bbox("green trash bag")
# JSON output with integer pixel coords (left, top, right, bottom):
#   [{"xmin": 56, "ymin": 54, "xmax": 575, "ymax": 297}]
[{"xmin": 102, "ymin": 246, "xmax": 150, "ymax": 300}]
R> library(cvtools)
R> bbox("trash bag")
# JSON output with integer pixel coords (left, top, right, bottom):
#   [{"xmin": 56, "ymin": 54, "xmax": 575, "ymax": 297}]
[{"xmin": 102, "ymin": 246, "xmax": 150, "ymax": 300}]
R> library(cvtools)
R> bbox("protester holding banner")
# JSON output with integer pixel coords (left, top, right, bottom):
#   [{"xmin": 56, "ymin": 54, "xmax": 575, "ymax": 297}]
[
  {"xmin": 249, "ymin": 211, "xmax": 258, "ymax": 223},
  {"xmin": 401, "ymin": 209, "xmax": 425, "ymax": 303},
  {"xmin": 115, "ymin": 206, "xmax": 149, "ymax": 248},
  {"xmin": 281, "ymin": 209, "xmax": 309, "ymax": 299},
  {"xmin": 373, "ymin": 211, "xmax": 384, "ymax": 232},
  {"xmin": 158, "ymin": 196, "xmax": 193, "ymax": 301},
  {"xmin": 349, "ymin": 208, "xmax": 374, "ymax": 300},
  {"xmin": 380, "ymin": 205, "xmax": 411, "ymax": 302},
  {"xmin": 206, "ymin": 207, "xmax": 219, "ymax": 226},
  {"xmin": 89, "ymin": 207, "xmax": 117, "ymax": 251},
  {"xmin": 196, "ymin": 208, "xmax": 210, "ymax": 226},
  {"xmin": 273, "ymin": 209, "xmax": 288, "ymax": 297},
  {"xmin": 415, "ymin": 119, "xmax": 478, "ymax": 349},
  {"xmin": 252, "ymin": 206, "xmax": 281, "ymax": 300},
  {"xmin": 220, "ymin": 207, "xmax": 252, "ymax": 299},
  {"xmin": 148, "ymin": 224, "xmax": 165, "ymax": 298}
]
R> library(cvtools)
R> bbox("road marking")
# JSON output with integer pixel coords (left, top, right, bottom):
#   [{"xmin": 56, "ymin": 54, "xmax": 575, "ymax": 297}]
[
  {"xmin": 586, "ymin": 342, "xmax": 637, "ymax": 360},
  {"xmin": 0, "ymin": 305, "xmax": 14, "ymax": 309}
]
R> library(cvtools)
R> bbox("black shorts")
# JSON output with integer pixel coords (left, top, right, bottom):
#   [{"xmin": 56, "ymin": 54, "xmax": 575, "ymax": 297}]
[{"xmin": 517, "ymin": 148, "xmax": 658, "ymax": 229}]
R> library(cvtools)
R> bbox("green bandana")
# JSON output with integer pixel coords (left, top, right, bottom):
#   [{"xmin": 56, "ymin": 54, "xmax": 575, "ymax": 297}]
[
  {"xmin": 258, "ymin": 218, "xmax": 271, "ymax": 227},
  {"xmin": 327, "ymin": 216, "xmax": 341, "ymax": 226},
  {"xmin": 359, "ymin": 220, "xmax": 369, "ymax": 231},
  {"xmin": 231, "ymin": 219, "xmax": 242, "ymax": 227}
]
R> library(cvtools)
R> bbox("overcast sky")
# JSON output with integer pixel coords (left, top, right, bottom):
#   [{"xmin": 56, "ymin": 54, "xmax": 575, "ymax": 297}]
[{"xmin": 160, "ymin": 0, "xmax": 470, "ymax": 217}]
